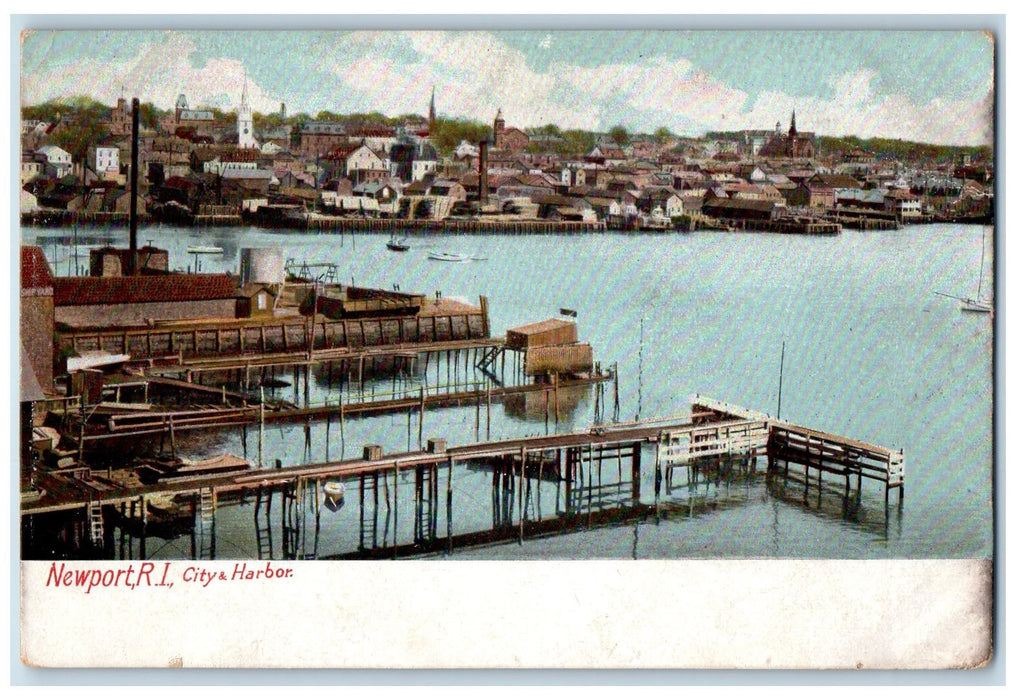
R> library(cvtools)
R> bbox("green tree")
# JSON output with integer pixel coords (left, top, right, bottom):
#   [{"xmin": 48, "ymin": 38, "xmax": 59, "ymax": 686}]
[
  {"xmin": 608, "ymin": 124, "xmax": 630, "ymax": 147},
  {"xmin": 653, "ymin": 126, "xmax": 674, "ymax": 145}
]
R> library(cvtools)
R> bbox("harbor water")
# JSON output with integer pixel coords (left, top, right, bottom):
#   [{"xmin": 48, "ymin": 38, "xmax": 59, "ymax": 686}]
[{"xmin": 22, "ymin": 223, "xmax": 994, "ymax": 560}]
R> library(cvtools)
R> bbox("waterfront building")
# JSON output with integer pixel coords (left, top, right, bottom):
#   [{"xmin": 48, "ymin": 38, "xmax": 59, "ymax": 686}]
[
  {"xmin": 20, "ymin": 247, "xmax": 55, "ymax": 392},
  {"xmin": 52, "ymin": 274, "xmax": 238, "ymax": 327},
  {"xmin": 35, "ymin": 145, "xmax": 72, "ymax": 179}
]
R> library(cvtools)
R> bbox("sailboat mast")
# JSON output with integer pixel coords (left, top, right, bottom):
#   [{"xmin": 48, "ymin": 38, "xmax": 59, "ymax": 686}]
[{"xmin": 977, "ymin": 226, "xmax": 987, "ymax": 300}]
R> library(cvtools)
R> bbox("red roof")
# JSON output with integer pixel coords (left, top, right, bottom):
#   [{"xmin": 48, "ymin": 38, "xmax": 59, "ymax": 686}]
[
  {"xmin": 21, "ymin": 246, "xmax": 54, "ymax": 289},
  {"xmin": 53, "ymin": 273, "xmax": 236, "ymax": 307}
]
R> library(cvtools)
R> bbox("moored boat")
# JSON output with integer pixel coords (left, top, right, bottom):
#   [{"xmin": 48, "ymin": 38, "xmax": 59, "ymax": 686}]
[
  {"xmin": 387, "ymin": 237, "xmax": 410, "ymax": 252},
  {"xmin": 428, "ymin": 251, "xmax": 471, "ymax": 262},
  {"xmin": 322, "ymin": 481, "xmax": 346, "ymax": 512}
]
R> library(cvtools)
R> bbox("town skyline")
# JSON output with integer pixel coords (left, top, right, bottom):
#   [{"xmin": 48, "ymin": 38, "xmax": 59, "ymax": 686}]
[{"xmin": 21, "ymin": 29, "xmax": 995, "ymax": 147}]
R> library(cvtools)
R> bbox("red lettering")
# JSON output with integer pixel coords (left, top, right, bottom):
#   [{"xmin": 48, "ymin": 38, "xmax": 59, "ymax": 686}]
[
  {"xmin": 137, "ymin": 562, "xmax": 154, "ymax": 585},
  {"xmin": 46, "ymin": 563, "xmax": 65, "ymax": 586}
]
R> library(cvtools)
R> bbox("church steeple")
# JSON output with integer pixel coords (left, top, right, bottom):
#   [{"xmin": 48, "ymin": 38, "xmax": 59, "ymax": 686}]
[
  {"xmin": 789, "ymin": 109, "xmax": 797, "ymax": 137},
  {"xmin": 238, "ymin": 70, "xmax": 257, "ymax": 149},
  {"xmin": 428, "ymin": 86, "xmax": 436, "ymax": 131}
]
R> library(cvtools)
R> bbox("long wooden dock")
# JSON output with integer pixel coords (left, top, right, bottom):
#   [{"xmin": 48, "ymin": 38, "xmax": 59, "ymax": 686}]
[{"xmin": 22, "ymin": 395, "xmax": 904, "ymax": 520}]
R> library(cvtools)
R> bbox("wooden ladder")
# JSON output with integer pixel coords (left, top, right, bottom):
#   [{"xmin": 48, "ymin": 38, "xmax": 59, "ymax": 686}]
[
  {"xmin": 197, "ymin": 487, "xmax": 216, "ymax": 559},
  {"xmin": 87, "ymin": 501, "xmax": 104, "ymax": 546},
  {"xmin": 254, "ymin": 487, "xmax": 274, "ymax": 560}
]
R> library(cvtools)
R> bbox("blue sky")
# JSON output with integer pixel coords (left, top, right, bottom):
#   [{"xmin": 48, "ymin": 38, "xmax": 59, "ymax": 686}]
[{"xmin": 19, "ymin": 28, "xmax": 995, "ymax": 146}]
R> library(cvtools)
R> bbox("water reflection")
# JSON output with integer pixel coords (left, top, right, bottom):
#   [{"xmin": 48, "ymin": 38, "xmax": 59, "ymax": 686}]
[{"xmin": 23, "ymin": 439, "xmax": 904, "ymax": 561}]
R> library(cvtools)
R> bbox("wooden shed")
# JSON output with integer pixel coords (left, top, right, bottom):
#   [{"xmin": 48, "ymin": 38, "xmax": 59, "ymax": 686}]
[
  {"xmin": 505, "ymin": 318, "xmax": 577, "ymax": 350},
  {"xmin": 235, "ymin": 283, "xmax": 278, "ymax": 318},
  {"xmin": 524, "ymin": 342, "xmax": 593, "ymax": 376}
]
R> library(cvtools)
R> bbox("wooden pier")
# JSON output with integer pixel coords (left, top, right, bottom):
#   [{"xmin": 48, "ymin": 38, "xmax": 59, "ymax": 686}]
[
  {"xmin": 269, "ymin": 216, "xmax": 607, "ymax": 234},
  {"xmin": 22, "ymin": 395, "xmax": 905, "ymax": 559},
  {"xmin": 56, "ymin": 301, "xmax": 490, "ymax": 363}
]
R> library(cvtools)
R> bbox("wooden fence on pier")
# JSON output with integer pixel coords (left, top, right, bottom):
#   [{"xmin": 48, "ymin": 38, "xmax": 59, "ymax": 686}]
[{"xmin": 56, "ymin": 303, "xmax": 490, "ymax": 363}]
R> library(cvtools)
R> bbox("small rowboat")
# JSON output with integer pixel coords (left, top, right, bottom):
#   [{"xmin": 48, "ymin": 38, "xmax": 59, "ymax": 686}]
[
  {"xmin": 428, "ymin": 251, "xmax": 471, "ymax": 262},
  {"xmin": 322, "ymin": 481, "xmax": 346, "ymax": 512}
]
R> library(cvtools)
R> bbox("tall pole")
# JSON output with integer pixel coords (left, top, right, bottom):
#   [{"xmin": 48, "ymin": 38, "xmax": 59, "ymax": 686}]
[
  {"xmin": 128, "ymin": 97, "xmax": 140, "ymax": 276},
  {"xmin": 777, "ymin": 340, "xmax": 785, "ymax": 420}
]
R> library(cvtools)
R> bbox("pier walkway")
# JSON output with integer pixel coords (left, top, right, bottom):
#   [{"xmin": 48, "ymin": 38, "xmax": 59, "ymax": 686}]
[{"xmin": 24, "ymin": 395, "xmax": 904, "ymax": 523}]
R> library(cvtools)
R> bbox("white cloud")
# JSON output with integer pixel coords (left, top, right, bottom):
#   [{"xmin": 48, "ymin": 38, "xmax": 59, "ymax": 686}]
[
  {"xmin": 20, "ymin": 31, "xmax": 994, "ymax": 146},
  {"xmin": 22, "ymin": 32, "xmax": 277, "ymax": 114}
]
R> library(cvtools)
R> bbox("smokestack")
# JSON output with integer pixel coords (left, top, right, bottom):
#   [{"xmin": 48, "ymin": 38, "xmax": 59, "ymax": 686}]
[
  {"xmin": 128, "ymin": 97, "xmax": 140, "ymax": 275},
  {"xmin": 479, "ymin": 139, "xmax": 489, "ymax": 204}
]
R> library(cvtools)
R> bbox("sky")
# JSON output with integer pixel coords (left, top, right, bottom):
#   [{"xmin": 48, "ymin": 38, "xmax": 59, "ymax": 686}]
[{"xmin": 19, "ymin": 28, "xmax": 997, "ymax": 146}]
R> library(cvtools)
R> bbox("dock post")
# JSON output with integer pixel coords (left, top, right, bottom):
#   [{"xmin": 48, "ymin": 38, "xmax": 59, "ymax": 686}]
[
  {"xmin": 544, "ymin": 388, "xmax": 550, "ymax": 434},
  {"xmin": 518, "ymin": 447, "xmax": 526, "ymax": 544},
  {"xmin": 338, "ymin": 395, "xmax": 345, "ymax": 454},
  {"xmin": 419, "ymin": 387, "xmax": 425, "ymax": 450},
  {"xmin": 564, "ymin": 448, "xmax": 573, "ymax": 511},
  {"xmin": 554, "ymin": 374, "xmax": 559, "ymax": 426},
  {"xmin": 446, "ymin": 458, "xmax": 454, "ymax": 554},
  {"xmin": 486, "ymin": 384, "xmax": 492, "ymax": 440},
  {"xmin": 632, "ymin": 442, "xmax": 641, "ymax": 503},
  {"xmin": 259, "ymin": 387, "xmax": 265, "ymax": 469},
  {"xmin": 653, "ymin": 439, "xmax": 662, "ymax": 502},
  {"xmin": 393, "ymin": 461, "xmax": 399, "ymax": 558}
]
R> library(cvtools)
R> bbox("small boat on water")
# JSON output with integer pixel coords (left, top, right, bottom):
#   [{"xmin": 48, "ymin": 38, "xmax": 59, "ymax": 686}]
[
  {"xmin": 387, "ymin": 236, "xmax": 410, "ymax": 252},
  {"xmin": 186, "ymin": 245, "xmax": 225, "ymax": 254},
  {"xmin": 428, "ymin": 251, "xmax": 472, "ymax": 262},
  {"xmin": 322, "ymin": 481, "xmax": 346, "ymax": 512},
  {"xmin": 936, "ymin": 225, "xmax": 993, "ymax": 315}
]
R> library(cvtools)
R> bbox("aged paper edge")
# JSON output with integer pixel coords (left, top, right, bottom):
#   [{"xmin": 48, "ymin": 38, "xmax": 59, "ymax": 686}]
[{"xmin": 19, "ymin": 558, "xmax": 992, "ymax": 669}]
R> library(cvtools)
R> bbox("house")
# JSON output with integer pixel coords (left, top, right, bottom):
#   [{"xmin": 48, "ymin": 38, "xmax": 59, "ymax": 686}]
[
  {"xmin": 220, "ymin": 168, "xmax": 274, "ymax": 204},
  {"xmin": 389, "ymin": 140, "xmax": 439, "ymax": 182},
  {"xmin": 835, "ymin": 188, "xmax": 885, "ymax": 210},
  {"xmin": 20, "ymin": 188, "xmax": 38, "ymax": 213},
  {"xmin": 36, "ymin": 145, "xmax": 73, "ymax": 179},
  {"xmin": 636, "ymin": 187, "xmax": 683, "ymax": 218},
  {"xmin": 884, "ymin": 189, "xmax": 923, "ymax": 219},
  {"xmin": 90, "ymin": 145, "xmax": 121, "ymax": 179},
  {"xmin": 791, "ymin": 172, "xmax": 862, "ymax": 209},
  {"xmin": 585, "ymin": 143, "xmax": 627, "ymax": 167},
  {"xmin": 428, "ymin": 179, "xmax": 467, "ymax": 202},
  {"xmin": 21, "ymin": 153, "xmax": 44, "ymax": 185}
]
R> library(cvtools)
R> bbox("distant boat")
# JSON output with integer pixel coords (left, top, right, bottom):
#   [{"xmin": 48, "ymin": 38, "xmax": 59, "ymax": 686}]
[
  {"xmin": 428, "ymin": 251, "xmax": 472, "ymax": 262},
  {"xmin": 387, "ymin": 235, "xmax": 410, "ymax": 252},
  {"xmin": 935, "ymin": 226, "xmax": 992, "ymax": 314},
  {"xmin": 186, "ymin": 245, "xmax": 224, "ymax": 254}
]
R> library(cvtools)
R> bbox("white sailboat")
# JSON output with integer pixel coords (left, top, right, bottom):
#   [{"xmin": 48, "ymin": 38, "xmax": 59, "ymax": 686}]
[{"xmin": 936, "ymin": 226, "xmax": 993, "ymax": 314}]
